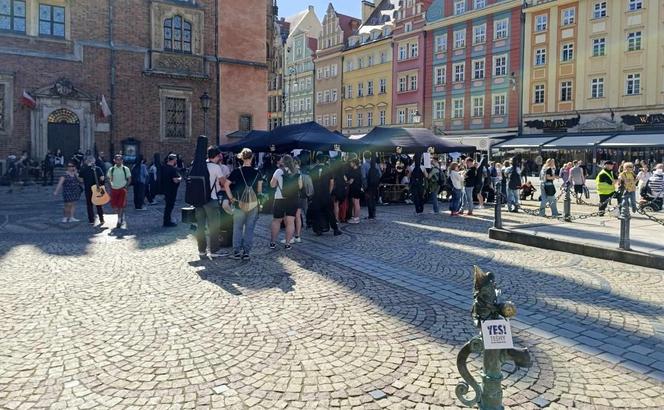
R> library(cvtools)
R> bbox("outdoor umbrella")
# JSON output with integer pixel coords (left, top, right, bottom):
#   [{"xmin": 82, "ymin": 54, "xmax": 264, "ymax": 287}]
[
  {"xmin": 268, "ymin": 121, "xmax": 366, "ymax": 152},
  {"xmin": 357, "ymin": 127, "xmax": 476, "ymax": 153},
  {"xmin": 218, "ymin": 130, "xmax": 271, "ymax": 153}
]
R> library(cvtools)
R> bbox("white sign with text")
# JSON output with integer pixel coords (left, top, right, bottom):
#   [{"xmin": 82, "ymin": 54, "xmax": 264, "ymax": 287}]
[{"xmin": 481, "ymin": 319, "xmax": 514, "ymax": 350}]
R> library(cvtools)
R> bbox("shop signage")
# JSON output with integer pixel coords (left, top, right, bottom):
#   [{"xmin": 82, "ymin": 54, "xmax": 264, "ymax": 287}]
[
  {"xmin": 524, "ymin": 114, "xmax": 581, "ymax": 132},
  {"xmin": 621, "ymin": 114, "xmax": 664, "ymax": 129}
]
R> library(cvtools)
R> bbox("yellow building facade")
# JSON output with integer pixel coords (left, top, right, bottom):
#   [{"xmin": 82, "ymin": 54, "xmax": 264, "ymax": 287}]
[
  {"xmin": 522, "ymin": 0, "xmax": 664, "ymax": 134},
  {"xmin": 341, "ymin": 37, "xmax": 393, "ymax": 136}
]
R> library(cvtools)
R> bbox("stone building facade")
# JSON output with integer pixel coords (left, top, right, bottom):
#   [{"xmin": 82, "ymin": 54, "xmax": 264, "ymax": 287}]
[{"xmin": 268, "ymin": 17, "xmax": 289, "ymax": 131}]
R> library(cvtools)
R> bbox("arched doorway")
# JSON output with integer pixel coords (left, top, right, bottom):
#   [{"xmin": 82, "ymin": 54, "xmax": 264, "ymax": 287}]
[{"xmin": 47, "ymin": 109, "xmax": 80, "ymax": 159}]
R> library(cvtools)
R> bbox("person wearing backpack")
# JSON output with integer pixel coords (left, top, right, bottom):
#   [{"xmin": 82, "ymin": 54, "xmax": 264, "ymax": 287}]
[
  {"xmin": 194, "ymin": 147, "xmax": 226, "ymax": 258},
  {"xmin": 106, "ymin": 154, "xmax": 132, "ymax": 228},
  {"xmin": 269, "ymin": 155, "xmax": 301, "ymax": 250},
  {"xmin": 224, "ymin": 148, "xmax": 263, "ymax": 260},
  {"xmin": 426, "ymin": 157, "xmax": 442, "ymax": 214},
  {"xmin": 504, "ymin": 159, "xmax": 521, "ymax": 213},
  {"xmin": 361, "ymin": 151, "xmax": 381, "ymax": 220}
]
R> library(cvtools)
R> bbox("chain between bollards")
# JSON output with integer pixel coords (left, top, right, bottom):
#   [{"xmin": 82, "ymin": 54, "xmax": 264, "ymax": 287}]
[{"xmin": 619, "ymin": 203, "xmax": 631, "ymax": 251}]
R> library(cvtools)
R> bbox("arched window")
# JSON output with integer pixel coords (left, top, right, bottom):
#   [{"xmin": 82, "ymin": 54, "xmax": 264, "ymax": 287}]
[{"xmin": 164, "ymin": 15, "xmax": 192, "ymax": 53}]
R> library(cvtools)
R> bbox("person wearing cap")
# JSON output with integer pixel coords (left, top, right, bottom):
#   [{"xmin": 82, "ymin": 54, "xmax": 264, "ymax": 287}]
[
  {"xmin": 106, "ymin": 154, "xmax": 131, "ymax": 228},
  {"xmin": 223, "ymin": 148, "xmax": 263, "ymax": 260},
  {"xmin": 595, "ymin": 160, "xmax": 617, "ymax": 216},
  {"xmin": 162, "ymin": 153, "xmax": 182, "ymax": 227}
]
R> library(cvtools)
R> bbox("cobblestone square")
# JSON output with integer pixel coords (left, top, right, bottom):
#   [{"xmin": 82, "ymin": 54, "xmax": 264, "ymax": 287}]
[{"xmin": 1, "ymin": 187, "xmax": 663, "ymax": 409}]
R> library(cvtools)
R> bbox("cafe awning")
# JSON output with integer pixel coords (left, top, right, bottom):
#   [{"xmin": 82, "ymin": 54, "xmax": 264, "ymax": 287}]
[
  {"xmin": 599, "ymin": 133, "xmax": 664, "ymax": 147},
  {"xmin": 542, "ymin": 134, "xmax": 614, "ymax": 149},
  {"xmin": 492, "ymin": 136, "xmax": 559, "ymax": 149},
  {"xmin": 441, "ymin": 133, "xmax": 514, "ymax": 151}
]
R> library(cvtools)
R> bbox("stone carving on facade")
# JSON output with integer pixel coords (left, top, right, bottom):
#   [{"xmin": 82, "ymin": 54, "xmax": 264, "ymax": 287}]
[
  {"xmin": 153, "ymin": 52, "xmax": 204, "ymax": 74},
  {"xmin": 32, "ymin": 79, "xmax": 95, "ymax": 101},
  {"xmin": 578, "ymin": 117, "xmax": 620, "ymax": 132}
]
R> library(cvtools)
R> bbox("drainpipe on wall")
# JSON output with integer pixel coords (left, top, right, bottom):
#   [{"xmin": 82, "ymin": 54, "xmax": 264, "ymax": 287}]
[
  {"xmin": 215, "ymin": 0, "xmax": 221, "ymax": 145},
  {"xmin": 108, "ymin": 0, "xmax": 115, "ymax": 156}
]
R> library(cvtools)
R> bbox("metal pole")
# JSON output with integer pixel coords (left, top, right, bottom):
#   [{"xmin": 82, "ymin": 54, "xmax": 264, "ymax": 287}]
[
  {"xmin": 564, "ymin": 183, "xmax": 571, "ymax": 222},
  {"xmin": 494, "ymin": 181, "xmax": 503, "ymax": 229},
  {"xmin": 619, "ymin": 203, "xmax": 631, "ymax": 250},
  {"xmin": 203, "ymin": 111, "xmax": 208, "ymax": 137}
]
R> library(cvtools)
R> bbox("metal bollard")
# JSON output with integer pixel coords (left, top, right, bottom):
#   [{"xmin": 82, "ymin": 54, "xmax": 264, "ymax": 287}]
[
  {"xmin": 619, "ymin": 203, "xmax": 631, "ymax": 250},
  {"xmin": 456, "ymin": 266, "xmax": 532, "ymax": 410},
  {"xmin": 563, "ymin": 184, "xmax": 572, "ymax": 222},
  {"xmin": 494, "ymin": 184, "xmax": 503, "ymax": 229}
]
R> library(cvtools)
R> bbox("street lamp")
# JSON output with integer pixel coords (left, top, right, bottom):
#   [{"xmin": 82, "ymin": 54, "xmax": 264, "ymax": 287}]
[
  {"xmin": 413, "ymin": 110, "xmax": 422, "ymax": 124},
  {"xmin": 200, "ymin": 91, "xmax": 211, "ymax": 137}
]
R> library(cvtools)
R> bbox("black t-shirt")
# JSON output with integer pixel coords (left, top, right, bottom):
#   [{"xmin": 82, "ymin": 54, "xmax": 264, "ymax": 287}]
[
  {"xmin": 464, "ymin": 167, "xmax": 478, "ymax": 187},
  {"xmin": 162, "ymin": 164, "xmax": 180, "ymax": 194},
  {"xmin": 346, "ymin": 167, "xmax": 362, "ymax": 190},
  {"xmin": 80, "ymin": 165, "xmax": 103, "ymax": 188},
  {"xmin": 229, "ymin": 166, "xmax": 262, "ymax": 199}
]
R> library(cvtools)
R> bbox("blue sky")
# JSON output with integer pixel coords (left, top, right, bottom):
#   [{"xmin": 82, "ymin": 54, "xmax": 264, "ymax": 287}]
[{"xmin": 278, "ymin": 1, "xmax": 361, "ymax": 20}]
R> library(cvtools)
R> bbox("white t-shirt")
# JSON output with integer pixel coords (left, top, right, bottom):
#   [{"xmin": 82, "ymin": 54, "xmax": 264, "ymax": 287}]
[
  {"xmin": 220, "ymin": 164, "xmax": 231, "ymax": 178},
  {"xmin": 272, "ymin": 168, "xmax": 284, "ymax": 199},
  {"xmin": 207, "ymin": 162, "xmax": 224, "ymax": 200}
]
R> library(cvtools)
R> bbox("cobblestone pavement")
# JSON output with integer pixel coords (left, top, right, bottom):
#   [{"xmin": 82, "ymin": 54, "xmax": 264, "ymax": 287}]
[{"xmin": 1, "ymin": 185, "xmax": 663, "ymax": 409}]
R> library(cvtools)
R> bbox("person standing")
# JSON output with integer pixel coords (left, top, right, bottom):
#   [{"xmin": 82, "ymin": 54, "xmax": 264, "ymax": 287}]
[
  {"xmin": 617, "ymin": 162, "xmax": 637, "ymax": 214},
  {"xmin": 311, "ymin": 154, "xmax": 342, "ymax": 236},
  {"xmin": 80, "ymin": 156, "xmax": 105, "ymax": 226},
  {"xmin": 53, "ymin": 161, "xmax": 82, "ymax": 223},
  {"xmin": 570, "ymin": 161, "xmax": 586, "ymax": 204},
  {"xmin": 539, "ymin": 158, "xmax": 560, "ymax": 217},
  {"xmin": 270, "ymin": 155, "xmax": 301, "ymax": 249},
  {"xmin": 162, "ymin": 153, "xmax": 182, "ymax": 227},
  {"xmin": 346, "ymin": 158, "xmax": 363, "ymax": 223},
  {"xmin": 196, "ymin": 147, "xmax": 226, "ymax": 258},
  {"xmin": 449, "ymin": 163, "xmax": 463, "ymax": 216},
  {"xmin": 42, "ymin": 151, "xmax": 55, "ymax": 186},
  {"xmin": 408, "ymin": 153, "xmax": 427, "ymax": 215},
  {"xmin": 460, "ymin": 158, "xmax": 477, "ymax": 215},
  {"xmin": 636, "ymin": 164, "xmax": 651, "ymax": 199},
  {"xmin": 595, "ymin": 161, "xmax": 616, "ymax": 216},
  {"xmin": 132, "ymin": 156, "xmax": 149, "ymax": 210},
  {"xmin": 504, "ymin": 159, "xmax": 521, "ymax": 213},
  {"xmin": 106, "ymin": 154, "xmax": 131, "ymax": 228},
  {"xmin": 362, "ymin": 152, "xmax": 381, "ymax": 220},
  {"xmin": 224, "ymin": 148, "xmax": 263, "ymax": 260}
]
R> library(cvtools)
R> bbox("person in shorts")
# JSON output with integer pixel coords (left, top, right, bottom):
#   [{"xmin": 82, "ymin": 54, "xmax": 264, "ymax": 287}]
[
  {"xmin": 269, "ymin": 155, "xmax": 302, "ymax": 250},
  {"xmin": 107, "ymin": 154, "xmax": 131, "ymax": 228}
]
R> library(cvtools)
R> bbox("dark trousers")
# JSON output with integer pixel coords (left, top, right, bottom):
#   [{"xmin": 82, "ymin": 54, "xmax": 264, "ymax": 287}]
[
  {"xmin": 133, "ymin": 182, "xmax": 145, "ymax": 209},
  {"xmin": 365, "ymin": 187, "xmax": 378, "ymax": 219},
  {"xmin": 84, "ymin": 187, "xmax": 104, "ymax": 223},
  {"xmin": 411, "ymin": 185, "xmax": 425, "ymax": 214},
  {"xmin": 312, "ymin": 195, "xmax": 338, "ymax": 234},
  {"xmin": 599, "ymin": 193, "xmax": 613, "ymax": 213},
  {"xmin": 163, "ymin": 192, "xmax": 176, "ymax": 224},
  {"xmin": 195, "ymin": 201, "xmax": 221, "ymax": 253},
  {"xmin": 147, "ymin": 180, "xmax": 157, "ymax": 203},
  {"xmin": 42, "ymin": 168, "xmax": 54, "ymax": 185}
]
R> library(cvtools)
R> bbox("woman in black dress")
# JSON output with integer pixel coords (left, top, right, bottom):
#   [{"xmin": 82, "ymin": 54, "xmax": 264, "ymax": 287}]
[{"xmin": 346, "ymin": 158, "xmax": 363, "ymax": 224}]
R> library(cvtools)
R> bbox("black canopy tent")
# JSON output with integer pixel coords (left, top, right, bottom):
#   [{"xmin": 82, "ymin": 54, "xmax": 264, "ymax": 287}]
[
  {"xmin": 218, "ymin": 130, "xmax": 271, "ymax": 153},
  {"xmin": 355, "ymin": 127, "xmax": 476, "ymax": 153}
]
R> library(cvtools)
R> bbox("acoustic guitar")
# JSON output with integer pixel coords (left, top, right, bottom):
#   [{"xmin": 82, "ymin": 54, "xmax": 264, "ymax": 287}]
[{"xmin": 90, "ymin": 166, "xmax": 110, "ymax": 206}]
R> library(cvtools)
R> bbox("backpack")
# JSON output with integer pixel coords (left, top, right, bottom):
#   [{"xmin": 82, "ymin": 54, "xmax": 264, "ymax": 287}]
[
  {"xmin": 301, "ymin": 172, "xmax": 315, "ymax": 198},
  {"xmin": 508, "ymin": 167, "xmax": 521, "ymax": 190},
  {"xmin": 367, "ymin": 165, "xmax": 380, "ymax": 188},
  {"xmin": 238, "ymin": 168, "xmax": 259, "ymax": 212},
  {"xmin": 185, "ymin": 165, "xmax": 211, "ymax": 207}
]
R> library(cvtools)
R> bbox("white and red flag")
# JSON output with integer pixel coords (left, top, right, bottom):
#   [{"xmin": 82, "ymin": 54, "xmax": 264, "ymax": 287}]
[
  {"xmin": 20, "ymin": 90, "xmax": 36, "ymax": 109},
  {"xmin": 100, "ymin": 95, "xmax": 112, "ymax": 118}
]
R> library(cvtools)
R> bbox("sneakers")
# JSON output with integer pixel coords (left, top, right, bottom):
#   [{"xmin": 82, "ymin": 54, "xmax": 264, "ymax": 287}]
[
  {"xmin": 199, "ymin": 251, "xmax": 208, "ymax": 258},
  {"xmin": 229, "ymin": 252, "xmax": 242, "ymax": 260},
  {"xmin": 284, "ymin": 244, "xmax": 292, "ymax": 250},
  {"xmin": 269, "ymin": 242, "xmax": 276, "ymax": 249},
  {"xmin": 279, "ymin": 239, "xmax": 294, "ymax": 245},
  {"xmin": 209, "ymin": 251, "xmax": 228, "ymax": 258},
  {"xmin": 348, "ymin": 217, "xmax": 360, "ymax": 224},
  {"xmin": 241, "ymin": 253, "xmax": 251, "ymax": 261},
  {"xmin": 333, "ymin": 230, "xmax": 342, "ymax": 236},
  {"xmin": 61, "ymin": 217, "xmax": 68, "ymax": 223},
  {"xmin": 294, "ymin": 236, "xmax": 302, "ymax": 243},
  {"xmin": 136, "ymin": 207, "xmax": 148, "ymax": 211},
  {"xmin": 163, "ymin": 222, "xmax": 178, "ymax": 228},
  {"xmin": 69, "ymin": 217, "xmax": 80, "ymax": 222}
]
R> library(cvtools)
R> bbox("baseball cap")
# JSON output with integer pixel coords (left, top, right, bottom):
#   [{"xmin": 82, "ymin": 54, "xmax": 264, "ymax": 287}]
[{"xmin": 167, "ymin": 153, "xmax": 178, "ymax": 160}]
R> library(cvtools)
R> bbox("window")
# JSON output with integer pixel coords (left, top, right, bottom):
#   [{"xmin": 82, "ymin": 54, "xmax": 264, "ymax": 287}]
[
  {"xmin": 454, "ymin": 29, "xmax": 466, "ymax": 48},
  {"xmin": 493, "ymin": 94, "xmax": 506, "ymax": 115},
  {"xmin": 322, "ymin": 115, "xmax": 329, "ymax": 126},
  {"xmin": 316, "ymin": 92, "xmax": 322, "ymax": 104},
  {"xmin": 357, "ymin": 82, "xmax": 364, "ymax": 97},
  {"xmin": 331, "ymin": 114, "xmax": 337, "ymax": 126},
  {"xmin": 473, "ymin": 24, "xmax": 486, "ymax": 45},
  {"xmin": 399, "ymin": 77, "xmax": 407, "ymax": 92},
  {"xmin": 561, "ymin": 43, "xmax": 574, "ymax": 62},
  {"xmin": 379, "ymin": 79, "xmax": 387, "ymax": 94},
  {"xmin": 239, "ymin": 114, "xmax": 253, "ymax": 132},
  {"xmin": 380, "ymin": 51, "xmax": 387, "ymax": 64},
  {"xmin": 590, "ymin": 78, "xmax": 604, "ymax": 98},
  {"xmin": 493, "ymin": 55, "xmax": 507, "ymax": 76},
  {"xmin": 358, "ymin": 57, "xmax": 364, "ymax": 69},
  {"xmin": 409, "ymin": 75, "xmax": 418, "ymax": 91},
  {"xmin": 535, "ymin": 48, "xmax": 546, "ymax": 65},
  {"xmin": 357, "ymin": 113, "xmax": 363, "ymax": 127},
  {"xmin": 534, "ymin": 84, "xmax": 545, "ymax": 104},
  {"xmin": 367, "ymin": 55, "xmax": 374, "ymax": 66},
  {"xmin": 434, "ymin": 100, "xmax": 445, "ymax": 120},
  {"xmin": 404, "ymin": 22, "xmax": 412, "ymax": 33},
  {"xmin": 331, "ymin": 64, "xmax": 338, "ymax": 77},
  {"xmin": 324, "ymin": 66, "xmax": 330, "ymax": 78},
  {"xmin": 367, "ymin": 81, "xmax": 374, "ymax": 96},
  {"xmin": 494, "ymin": 19, "xmax": 508, "ymax": 40},
  {"xmin": 454, "ymin": 0, "xmax": 465, "ymax": 15},
  {"xmin": 593, "ymin": 2, "xmax": 607, "ymax": 18},
  {"xmin": 452, "ymin": 98, "xmax": 464, "ymax": 118},
  {"xmin": 628, "ymin": 0, "xmax": 642, "ymax": 11},
  {"xmin": 592, "ymin": 38, "xmax": 606, "ymax": 56},
  {"xmin": 332, "ymin": 89, "xmax": 337, "ymax": 101},
  {"xmin": 399, "ymin": 44, "xmax": 407, "ymax": 60},
  {"xmin": 379, "ymin": 110, "xmax": 386, "ymax": 125},
  {"xmin": 435, "ymin": 34, "xmax": 447, "ymax": 53},
  {"xmin": 38, "ymin": 4, "xmax": 66, "ymax": 37},
  {"xmin": 346, "ymin": 84, "xmax": 353, "ymax": 99},
  {"xmin": 164, "ymin": 16, "xmax": 192, "ymax": 53},
  {"xmin": 0, "ymin": 0, "xmax": 26, "ymax": 33},
  {"xmin": 474, "ymin": 0, "xmax": 485, "ymax": 9},
  {"xmin": 472, "ymin": 96, "xmax": 484, "ymax": 117},
  {"xmin": 626, "ymin": 73, "xmax": 640, "ymax": 95},
  {"xmin": 454, "ymin": 63, "xmax": 465, "ymax": 82},
  {"xmin": 560, "ymin": 81, "xmax": 573, "ymax": 101},
  {"xmin": 398, "ymin": 109, "xmax": 405, "ymax": 124},
  {"xmin": 324, "ymin": 90, "xmax": 330, "ymax": 103},
  {"xmin": 435, "ymin": 66, "xmax": 446, "ymax": 85},
  {"xmin": 627, "ymin": 31, "xmax": 642, "ymax": 51},
  {"xmin": 346, "ymin": 113, "xmax": 353, "ymax": 127},
  {"xmin": 473, "ymin": 59, "xmax": 485, "ymax": 79},
  {"xmin": 165, "ymin": 97, "xmax": 187, "ymax": 138},
  {"xmin": 561, "ymin": 8, "xmax": 575, "ymax": 25},
  {"xmin": 407, "ymin": 108, "xmax": 416, "ymax": 123},
  {"xmin": 535, "ymin": 14, "xmax": 548, "ymax": 32},
  {"xmin": 410, "ymin": 43, "xmax": 418, "ymax": 58},
  {"xmin": 367, "ymin": 112, "xmax": 373, "ymax": 127}
]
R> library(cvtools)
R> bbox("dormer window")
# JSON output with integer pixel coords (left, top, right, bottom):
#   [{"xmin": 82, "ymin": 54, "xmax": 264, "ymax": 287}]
[{"xmin": 164, "ymin": 15, "xmax": 192, "ymax": 53}]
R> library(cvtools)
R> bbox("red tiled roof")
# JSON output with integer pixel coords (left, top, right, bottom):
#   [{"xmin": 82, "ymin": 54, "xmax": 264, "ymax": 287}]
[
  {"xmin": 336, "ymin": 13, "xmax": 360, "ymax": 39},
  {"xmin": 307, "ymin": 37, "xmax": 318, "ymax": 52}
]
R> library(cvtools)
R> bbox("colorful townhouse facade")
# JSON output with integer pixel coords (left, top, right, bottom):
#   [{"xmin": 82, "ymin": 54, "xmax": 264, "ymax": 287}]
[
  {"xmin": 392, "ymin": 0, "xmax": 433, "ymax": 127},
  {"xmin": 340, "ymin": 0, "xmax": 397, "ymax": 137},
  {"xmin": 424, "ymin": 0, "xmax": 524, "ymax": 150},
  {"xmin": 284, "ymin": 6, "xmax": 321, "ymax": 126},
  {"xmin": 314, "ymin": 4, "xmax": 360, "ymax": 132}
]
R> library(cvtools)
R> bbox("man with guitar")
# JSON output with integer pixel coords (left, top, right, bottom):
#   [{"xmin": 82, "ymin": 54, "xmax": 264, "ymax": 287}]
[{"xmin": 80, "ymin": 156, "xmax": 107, "ymax": 226}]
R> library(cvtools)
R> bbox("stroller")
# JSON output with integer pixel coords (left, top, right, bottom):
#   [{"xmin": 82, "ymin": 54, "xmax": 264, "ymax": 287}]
[{"xmin": 639, "ymin": 187, "xmax": 663, "ymax": 213}]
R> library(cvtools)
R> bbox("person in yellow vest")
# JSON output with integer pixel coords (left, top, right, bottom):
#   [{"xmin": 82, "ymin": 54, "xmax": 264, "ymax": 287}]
[{"xmin": 595, "ymin": 160, "xmax": 617, "ymax": 216}]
